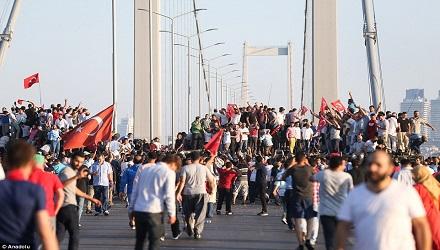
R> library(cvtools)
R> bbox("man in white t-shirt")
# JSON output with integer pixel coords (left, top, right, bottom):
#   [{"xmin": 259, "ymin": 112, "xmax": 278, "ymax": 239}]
[
  {"xmin": 336, "ymin": 151, "xmax": 431, "ymax": 250},
  {"xmin": 55, "ymin": 116, "xmax": 69, "ymax": 130},
  {"xmin": 387, "ymin": 112, "xmax": 399, "ymax": 152},
  {"xmin": 301, "ymin": 123, "xmax": 314, "ymax": 153},
  {"xmin": 240, "ymin": 123, "xmax": 249, "ymax": 152},
  {"xmin": 275, "ymin": 107, "xmax": 286, "ymax": 127},
  {"xmin": 231, "ymin": 111, "xmax": 241, "ymax": 125},
  {"xmin": 108, "ymin": 135, "xmax": 121, "ymax": 154},
  {"xmin": 392, "ymin": 158, "xmax": 414, "ymax": 186}
]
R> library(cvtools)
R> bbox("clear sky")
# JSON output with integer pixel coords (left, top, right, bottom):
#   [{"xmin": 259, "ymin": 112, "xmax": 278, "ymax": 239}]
[{"xmin": 1, "ymin": 0, "xmax": 439, "ymax": 128}]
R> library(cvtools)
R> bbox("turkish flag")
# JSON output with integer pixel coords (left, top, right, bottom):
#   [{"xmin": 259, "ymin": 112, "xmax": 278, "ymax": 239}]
[
  {"xmin": 17, "ymin": 99, "xmax": 25, "ymax": 105},
  {"xmin": 62, "ymin": 105, "xmax": 114, "ymax": 150},
  {"xmin": 331, "ymin": 99, "xmax": 347, "ymax": 112},
  {"xmin": 226, "ymin": 104, "xmax": 236, "ymax": 118},
  {"xmin": 300, "ymin": 106, "xmax": 308, "ymax": 116},
  {"xmin": 317, "ymin": 117, "xmax": 327, "ymax": 132},
  {"xmin": 24, "ymin": 73, "xmax": 39, "ymax": 89},
  {"xmin": 320, "ymin": 97, "xmax": 328, "ymax": 113},
  {"xmin": 270, "ymin": 125, "xmax": 282, "ymax": 136},
  {"xmin": 204, "ymin": 129, "xmax": 223, "ymax": 156}
]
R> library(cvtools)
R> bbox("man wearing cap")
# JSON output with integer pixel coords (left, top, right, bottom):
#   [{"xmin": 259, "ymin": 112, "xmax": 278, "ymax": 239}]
[
  {"xmin": 29, "ymin": 154, "xmax": 65, "ymax": 230},
  {"xmin": 0, "ymin": 107, "xmax": 11, "ymax": 136}
]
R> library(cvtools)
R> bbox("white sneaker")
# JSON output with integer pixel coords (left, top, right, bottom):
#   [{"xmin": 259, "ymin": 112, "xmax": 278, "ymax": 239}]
[
  {"xmin": 257, "ymin": 212, "xmax": 269, "ymax": 216},
  {"xmin": 172, "ymin": 232, "xmax": 182, "ymax": 240},
  {"xmin": 160, "ymin": 236, "xmax": 165, "ymax": 242},
  {"xmin": 104, "ymin": 210, "xmax": 110, "ymax": 216}
]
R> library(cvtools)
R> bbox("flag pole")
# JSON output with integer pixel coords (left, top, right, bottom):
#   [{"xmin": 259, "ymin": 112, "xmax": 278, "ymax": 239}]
[
  {"xmin": 111, "ymin": 0, "xmax": 117, "ymax": 133},
  {"xmin": 38, "ymin": 82, "xmax": 42, "ymax": 106}
]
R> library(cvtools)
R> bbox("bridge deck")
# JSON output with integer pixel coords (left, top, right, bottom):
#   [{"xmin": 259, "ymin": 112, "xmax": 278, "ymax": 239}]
[{"xmin": 64, "ymin": 202, "xmax": 334, "ymax": 250}]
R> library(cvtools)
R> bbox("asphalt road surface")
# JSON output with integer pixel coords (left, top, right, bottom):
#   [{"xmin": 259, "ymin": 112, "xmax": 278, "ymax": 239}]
[{"xmin": 63, "ymin": 201, "xmax": 341, "ymax": 250}]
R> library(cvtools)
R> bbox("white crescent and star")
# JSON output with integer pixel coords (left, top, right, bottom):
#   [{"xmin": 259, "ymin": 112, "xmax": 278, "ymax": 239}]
[{"xmin": 75, "ymin": 116, "xmax": 104, "ymax": 136}]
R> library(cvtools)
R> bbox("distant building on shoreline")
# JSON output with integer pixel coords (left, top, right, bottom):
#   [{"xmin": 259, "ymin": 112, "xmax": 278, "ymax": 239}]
[
  {"xmin": 117, "ymin": 117, "xmax": 133, "ymax": 137},
  {"xmin": 430, "ymin": 91, "xmax": 440, "ymax": 146},
  {"xmin": 400, "ymin": 89, "xmax": 431, "ymax": 138}
]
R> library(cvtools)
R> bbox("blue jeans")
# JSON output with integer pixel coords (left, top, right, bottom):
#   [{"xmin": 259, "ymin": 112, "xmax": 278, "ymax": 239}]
[
  {"xmin": 240, "ymin": 140, "xmax": 248, "ymax": 152},
  {"xmin": 207, "ymin": 202, "xmax": 215, "ymax": 218},
  {"xmin": 50, "ymin": 140, "xmax": 60, "ymax": 157},
  {"xmin": 77, "ymin": 197, "xmax": 85, "ymax": 222},
  {"xmin": 321, "ymin": 215, "xmax": 337, "ymax": 250},
  {"xmin": 330, "ymin": 139, "xmax": 340, "ymax": 153},
  {"xmin": 93, "ymin": 185, "xmax": 109, "ymax": 213}
]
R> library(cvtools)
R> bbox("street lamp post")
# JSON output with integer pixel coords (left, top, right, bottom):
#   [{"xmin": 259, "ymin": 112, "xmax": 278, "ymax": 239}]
[
  {"xmin": 230, "ymin": 84, "xmax": 246, "ymax": 105},
  {"xmin": 199, "ymin": 53, "xmax": 229, "ymax": 112},
  {"xmin": 183, "ymin": 44, "xmax": 227, "ymax": 114},
  {"xmin": 112, "ymin": 0, "xmax": 117, "ymax": 132},
  {"xmin": 221, "ymin": 74, "xmax": 240, "ymax": 107},
  {"xmin": 139, "ymin": 8, "xmax": 206, "ymax": 144},
  {"xmin": 208, "ymin": 63, "xmax": 236, "ymax": 109},
  {"xmin": 162, "ymin": 28, "xmax": 217, "ymax": 123}
]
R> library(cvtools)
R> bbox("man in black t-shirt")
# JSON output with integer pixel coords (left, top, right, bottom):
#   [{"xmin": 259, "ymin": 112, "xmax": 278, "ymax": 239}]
[
  {"xmin": 76, "ymin": 165, "xmax": 89, "ymax": 226},
  {"xmin": 255, "ymin": 156, "xmax": 268, "ymax": 216},
  {"xmin": 240, "ymin": 107, "xmax": 250, "ymax": 125},
  {"xmin": 397, "ymin": 112, "xmax": 411, "ymax": 152},
  {"xmin": 283, "ymin": 152, "xmax": 317, "ymax": 250},
  {"xmin": 249, "ymin": 107, "xmax": 258, "ymax": 126}
]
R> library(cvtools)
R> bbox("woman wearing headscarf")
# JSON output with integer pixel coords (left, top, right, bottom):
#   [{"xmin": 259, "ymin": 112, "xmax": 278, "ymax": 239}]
[{"xmin": 413, "ymin": 165, "xmax": 440, "ymax": 250}]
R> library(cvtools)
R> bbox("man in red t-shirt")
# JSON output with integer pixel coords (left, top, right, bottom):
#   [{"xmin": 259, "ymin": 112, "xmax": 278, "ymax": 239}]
[
  {"xmin": 29, "ymin": 154, "xmax": 64, "ymax": 230},
  {"xmin": 366, "ymin": 113, "xmax": 378, "ymax": 140},
  {"xmin": 249, "ymin": 124, "xmax": 259, "ymax": 155},
  {"xmin": 216, "ymin": 162, "xmax": 238, "ymax": 215}
]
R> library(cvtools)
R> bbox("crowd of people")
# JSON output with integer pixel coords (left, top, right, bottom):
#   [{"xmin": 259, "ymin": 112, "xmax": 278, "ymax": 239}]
[
  {"xmin": 0, "ymin": 96, "xmax": 439, "ymax": 250},
  {"xmin": 184, "ymin": 94, "xmax": 435, "ymax": 157}
]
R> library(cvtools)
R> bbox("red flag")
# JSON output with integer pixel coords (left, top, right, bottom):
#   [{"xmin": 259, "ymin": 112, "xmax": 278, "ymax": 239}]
[
  {"xmin": 320, "ymin": 97, "xmax": 328, "ymax": 113},
  {"xmin": 62, "ymin": 105, "xmax": 114, "ymax": 150},
  {"xmin": 226, "ymin": 104, "xmax": 236, "ymax": 118},
  {"xmin": 204, "ymin": 130, "xmax": 223, "ymax": 156},
  {"xmin": 317, "ymin": 117, "xmax": 327, "ymax": 132},
  {"xmin": 331, "ymin": 99, "xmax": 347, "ymax": 112},
  {"xmin": 270, "ymin": 125, "xmax": 282, "ymax": 136},
  {"xmin": 24, "ymin": 73, "xmax": 40, "ymax": 89},
  {"xmin": 300, "ymin": 106, "xmax": 308, "ymax": 116},
  {"xmin": 17, "ymin": 99, "xmax": 25, "ymax": 105}
]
